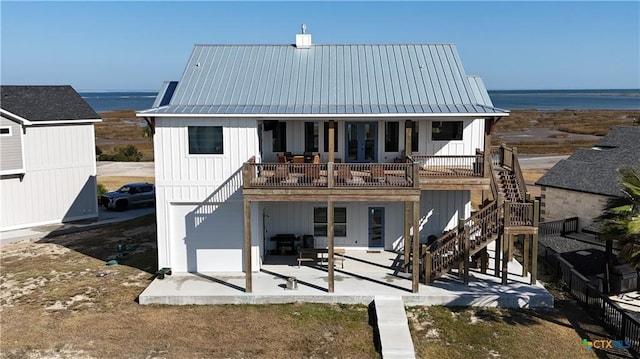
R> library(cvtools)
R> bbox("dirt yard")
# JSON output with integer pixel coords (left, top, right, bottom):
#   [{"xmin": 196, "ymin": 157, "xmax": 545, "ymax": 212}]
[{"xmin": 0, "ymin": 215, "xmax": 377, "ymax": 359}]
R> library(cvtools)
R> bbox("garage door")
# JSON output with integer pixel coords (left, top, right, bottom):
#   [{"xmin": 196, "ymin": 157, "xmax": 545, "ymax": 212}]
[{"xmin": 170, "ymin": 201, "xmax": 244, "ymax": 272}]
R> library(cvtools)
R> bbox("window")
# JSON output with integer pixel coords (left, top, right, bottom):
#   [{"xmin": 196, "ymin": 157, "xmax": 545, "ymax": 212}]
[
  {"xmin": 412, "ymin": 123, "xmax": 419, "ymax": 152},
  {"xmin": 272, "ymin": 122, "xmax": 287, "ymax": 152},
  {"xmin": 314, "ymin": 207, "xmax": 347, "ymax": 237},
  {"xmin": 431, "ymin": 121, "xmax": 463, "ymax": 141},
  {"xmin": 385, "ymin": 122, "xmax": 399, "ymax": 152},
  {"xmin": 188, "ymin": 126, "xmax": 223, "ymax": 154},
  {"xmin": 304, "ymin": 122, "xmax": 318, "ymax": 152},
  {"xmin": 0, "ymin": 127, "xmax": 11, "ymax": 136},
  {"xmin": 323, "ymin": 122, "xmax": 339, "ymax": 152}
]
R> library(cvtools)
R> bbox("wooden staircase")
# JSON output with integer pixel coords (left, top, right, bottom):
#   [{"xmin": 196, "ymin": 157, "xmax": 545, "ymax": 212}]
[{"xmin": 419, "ymin": 145, "xmax": 537, "ymax": 284}]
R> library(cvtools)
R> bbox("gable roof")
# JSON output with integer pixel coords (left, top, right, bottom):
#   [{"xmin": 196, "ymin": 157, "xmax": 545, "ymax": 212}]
[
  {"xmin": 536, "ymin": 126, "xmax": 640, "ymax": 197},
  {"xmin": 0, "ymin": 85, "xmax": 100, "ymax": 125},
  {"xmin": 139, "ymin": 43, "xmax": 507, "ymax": 117}
]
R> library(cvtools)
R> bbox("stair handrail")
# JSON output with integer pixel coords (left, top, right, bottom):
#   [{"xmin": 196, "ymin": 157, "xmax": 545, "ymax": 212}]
[
  {"xmin": 488, "ymin": 153, "xmax": 500, "ymax": 203},
  {"xmin": 510, "ymin": 148, "xmax": 527, "ymax": 202},
  {"xmin": 425, "ymin": 199, "xmax": 503, "ymax": 281}
]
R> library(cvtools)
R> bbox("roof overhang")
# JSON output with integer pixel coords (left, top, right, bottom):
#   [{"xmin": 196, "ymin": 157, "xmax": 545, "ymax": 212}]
[
  {"xmin": 136, "ymin": 104, "xmax": 510, "ymax": 119},
  {"xmin": 0, "ymin": 109, "xmax": 101, "ymax": 125}
]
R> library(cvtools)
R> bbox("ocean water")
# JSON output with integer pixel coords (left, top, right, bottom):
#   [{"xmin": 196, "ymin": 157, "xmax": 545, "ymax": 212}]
[
  {"xmin": 489, "ymin": 89, "xmax": 640, "ymax": 111},
  {"xmin": 81, "ymin": 91, "xmax": 157, "ymax": 113},
  {"xmin": 81, "ymin": 89, "xmax": 640, "ymax": 113}
]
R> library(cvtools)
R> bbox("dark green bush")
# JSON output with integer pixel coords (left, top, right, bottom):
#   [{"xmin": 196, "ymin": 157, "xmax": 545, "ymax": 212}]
[{"xmin": 98, "ymin": 145, "xmax": 143, "ymax": 162}]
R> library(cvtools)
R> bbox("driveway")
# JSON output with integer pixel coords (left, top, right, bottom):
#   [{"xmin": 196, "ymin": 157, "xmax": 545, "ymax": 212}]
[{"xmin": 97, "ymin": 161, "xmax": 154, "ymax": 177}]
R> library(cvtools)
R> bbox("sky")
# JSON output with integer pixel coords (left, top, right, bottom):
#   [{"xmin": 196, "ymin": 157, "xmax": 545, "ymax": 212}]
[{"xmin": 1, "ymin": 1, "xmax": 639, "ymax": 91}]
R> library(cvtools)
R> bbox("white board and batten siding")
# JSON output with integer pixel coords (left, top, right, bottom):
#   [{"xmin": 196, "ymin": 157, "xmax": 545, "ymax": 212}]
[
  {"xmin": 0, "ymin": 124, "xmax": 98, "ymax": 231},
  {"xmin": 260, "ymin": 190, "xmax": 470, "ymax": 252},
  {"xmin": 154, "ymin": 117, "xmax": 261, "ymax": 272},
  {"xmin": 425, "ymin": 118, "xmax": 485, "ymax": 156}
]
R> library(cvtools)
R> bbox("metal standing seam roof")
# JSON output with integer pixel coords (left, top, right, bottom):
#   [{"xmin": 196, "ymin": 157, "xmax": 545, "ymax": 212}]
[{"xmin": 139, "ymin": 43, "xmax": 508, "ymax": 116}]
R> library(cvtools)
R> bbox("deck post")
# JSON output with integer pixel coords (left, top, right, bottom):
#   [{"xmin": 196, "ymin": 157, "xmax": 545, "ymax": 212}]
[
  {"xmin": 423, "ymin": 245, "xmax": 431, "ymax": 284},
  {"xmin": 404, "ymin": 201, "xmax": 411, "ymax": 273},
  {"xmin": 480, "ymin": 248, "xmax": 488, "ymax": 274},
  {"xmin": 501, "ymin": 230, "xmax": 509, "ymax": 285},
  {"xmin": 484, "ymin": 118, "xmax": 493, "ymax": 178},
  {"xmin": 405, "ymin": 120, "xmax": 413, "ymax": 157},
  {"xmin": 328, "ymin": 120, "xmax": 335, "ymax": 163},
  {"xmin": 460, "ymin": 218, "xmax": 470, "ymax": 285},
  {"xmin": 328, "ymin": 200, "xmax": 335, "ymax": 293},
  {"xmin": 522, "ymin": 234, "xmax": 530, "ymax": 277},
  {"xmin": 494, "ymin": 235, "xmax": 502, "ymax": 278},
  {"xmin": 530, "ymin": 200, "xmax": 540, "ymax": 285},
  {"xmin": 412, "ymin": 200, "xmax": 420, "ymax": 293},
  {"xmin": 242, "ymin": 162, "xmax": 250, "ymax": 189},
  {"xmin": 327, "ymin": 162, "xmax": 335, "ymax": 188},
  {"xmin": 243, "ymin": 199, "xmax": 252, "ymax": 293}
]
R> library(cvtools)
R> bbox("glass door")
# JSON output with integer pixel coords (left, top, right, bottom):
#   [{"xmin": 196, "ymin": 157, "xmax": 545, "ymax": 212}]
[
  {"xmin": 368, "ymin": 207, "xmax": 385, "ymax": 248},
  {"xmin": 346, "ymin": 122, "xmax": 377, "ymax": 162}
]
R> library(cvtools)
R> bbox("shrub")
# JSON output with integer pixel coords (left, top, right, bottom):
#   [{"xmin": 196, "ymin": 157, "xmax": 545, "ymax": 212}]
[
  {"xmin": 97, "ymin": 145, "xmax": 143, "ymax": 162},
  {"xmin": 97, "ymin": 183, "xmax": 107, "ymax": 197}
]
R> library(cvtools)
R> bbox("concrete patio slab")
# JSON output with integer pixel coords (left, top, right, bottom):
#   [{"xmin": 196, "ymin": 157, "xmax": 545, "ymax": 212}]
[{"xmin": 139, "ymin": 243, "xmax": 554, "ymax": 308}]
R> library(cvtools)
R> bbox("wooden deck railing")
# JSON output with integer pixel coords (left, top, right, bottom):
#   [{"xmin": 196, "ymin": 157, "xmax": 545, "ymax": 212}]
[
  {"xmin": 242, "ymin": 161, "xmax": 420, "ymax": 189},
  {"xmin": 539, "ymin": 217, "xmax": 579, "ymax": 236},
  {"xmin": 504, "ymin": 202, "xmax": 535, "ymax": 227},
  {"xmin": 409, "ymin": 154, "xmax": 485, "ymax": 178}
]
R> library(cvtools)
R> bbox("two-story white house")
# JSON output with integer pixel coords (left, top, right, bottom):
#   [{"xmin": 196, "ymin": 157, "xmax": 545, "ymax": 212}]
[
  {"xmin": 1, "ymin": 86, "xmax": 101, "ymax": 231},
  {"xmin": 138, "ymin": 29, "xmax": 536, "ymax": 293}
]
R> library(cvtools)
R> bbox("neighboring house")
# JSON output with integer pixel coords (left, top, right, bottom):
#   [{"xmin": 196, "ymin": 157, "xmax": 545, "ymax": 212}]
[
  {"xmin": 0, "ymin": 86, "xmax": 101, "ymax": 231},
  {"xmin": 536, "ymin": 126, "xmax": 640, "ymax": 228},
  {"xmin": 138, "ymin": 28, "xmax": 535, "ymax": 292}
]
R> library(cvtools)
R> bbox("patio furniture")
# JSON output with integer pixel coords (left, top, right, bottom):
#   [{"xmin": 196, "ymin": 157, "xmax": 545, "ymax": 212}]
[
  {"xmin": 274, "ymin": 164, "xmax": 290, "ymax": 180},
  {"xmin": 297, "ymin": 248, "xmax": 346, "ymax": 268},
  {"xmin": 370, "ymin": 164, "xmax": 386, "ymax": 182},
  {"xmin": 271, "ymin": 234, "xmax": 298, "ymax": 255}
]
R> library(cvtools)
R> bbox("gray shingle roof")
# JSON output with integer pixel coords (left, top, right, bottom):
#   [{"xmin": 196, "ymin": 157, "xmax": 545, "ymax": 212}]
[
  {"xmin": 140, "ymin": 43, "xmax": 507, "ymax": 116},
  {"xmin": 0, "ymin": 85, "xmax": 100, "ymax": 122},
  {"xmin": 536, "ymin": 126, "xmax": 640, "ymax": 196}
]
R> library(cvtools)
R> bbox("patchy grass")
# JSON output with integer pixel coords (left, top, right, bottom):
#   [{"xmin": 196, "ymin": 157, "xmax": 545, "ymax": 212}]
[
  {"xmin": 2, "ymin": 212, "xmax": 636, "ymax": 358},
  {"xmin": 494, "ymin": 110, "xmax": 639, "ymax": 154},
  {"xmin": 408, "ymin": 297, "xmax": 634, "ymax": 359},
  {"xmin": 495, "ymin": 110, "xmax": 638, "ymax": 134},
  {"xmin": 0, "ymin": 215, "xmax": 377, "ymax": 359},
  {"xmin": 95, "ymin": 110, "xmax": 154, "ymax": 161}
]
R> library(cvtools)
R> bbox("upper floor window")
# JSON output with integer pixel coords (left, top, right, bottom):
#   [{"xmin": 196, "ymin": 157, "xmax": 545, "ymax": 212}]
[
  {"xmin": 384, "ymin": 122, "xmax": 399, "ymax": 152},
  {"xmin": 432, "ymin": 121, "xmax": 463, "ymax": 141},
  {"xmin": 0, "ymin": 127, "xmax": 11, "ymax": 136},
  {"xmin": 304, "ymin": 122, "xmax": 318, "ymax": 152},
  {"xmin": 272, "ymin": 122, "xmax": 287, "ymax": 152},
  {"xmin": 188, "ymin": 126, "xmax": 223, "ymax": 154}
]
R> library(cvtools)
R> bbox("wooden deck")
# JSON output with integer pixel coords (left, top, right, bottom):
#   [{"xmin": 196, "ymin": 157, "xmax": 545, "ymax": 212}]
[{"xmin": 242, "ymin": 156, "xmax": 491, "ymax": 194}]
